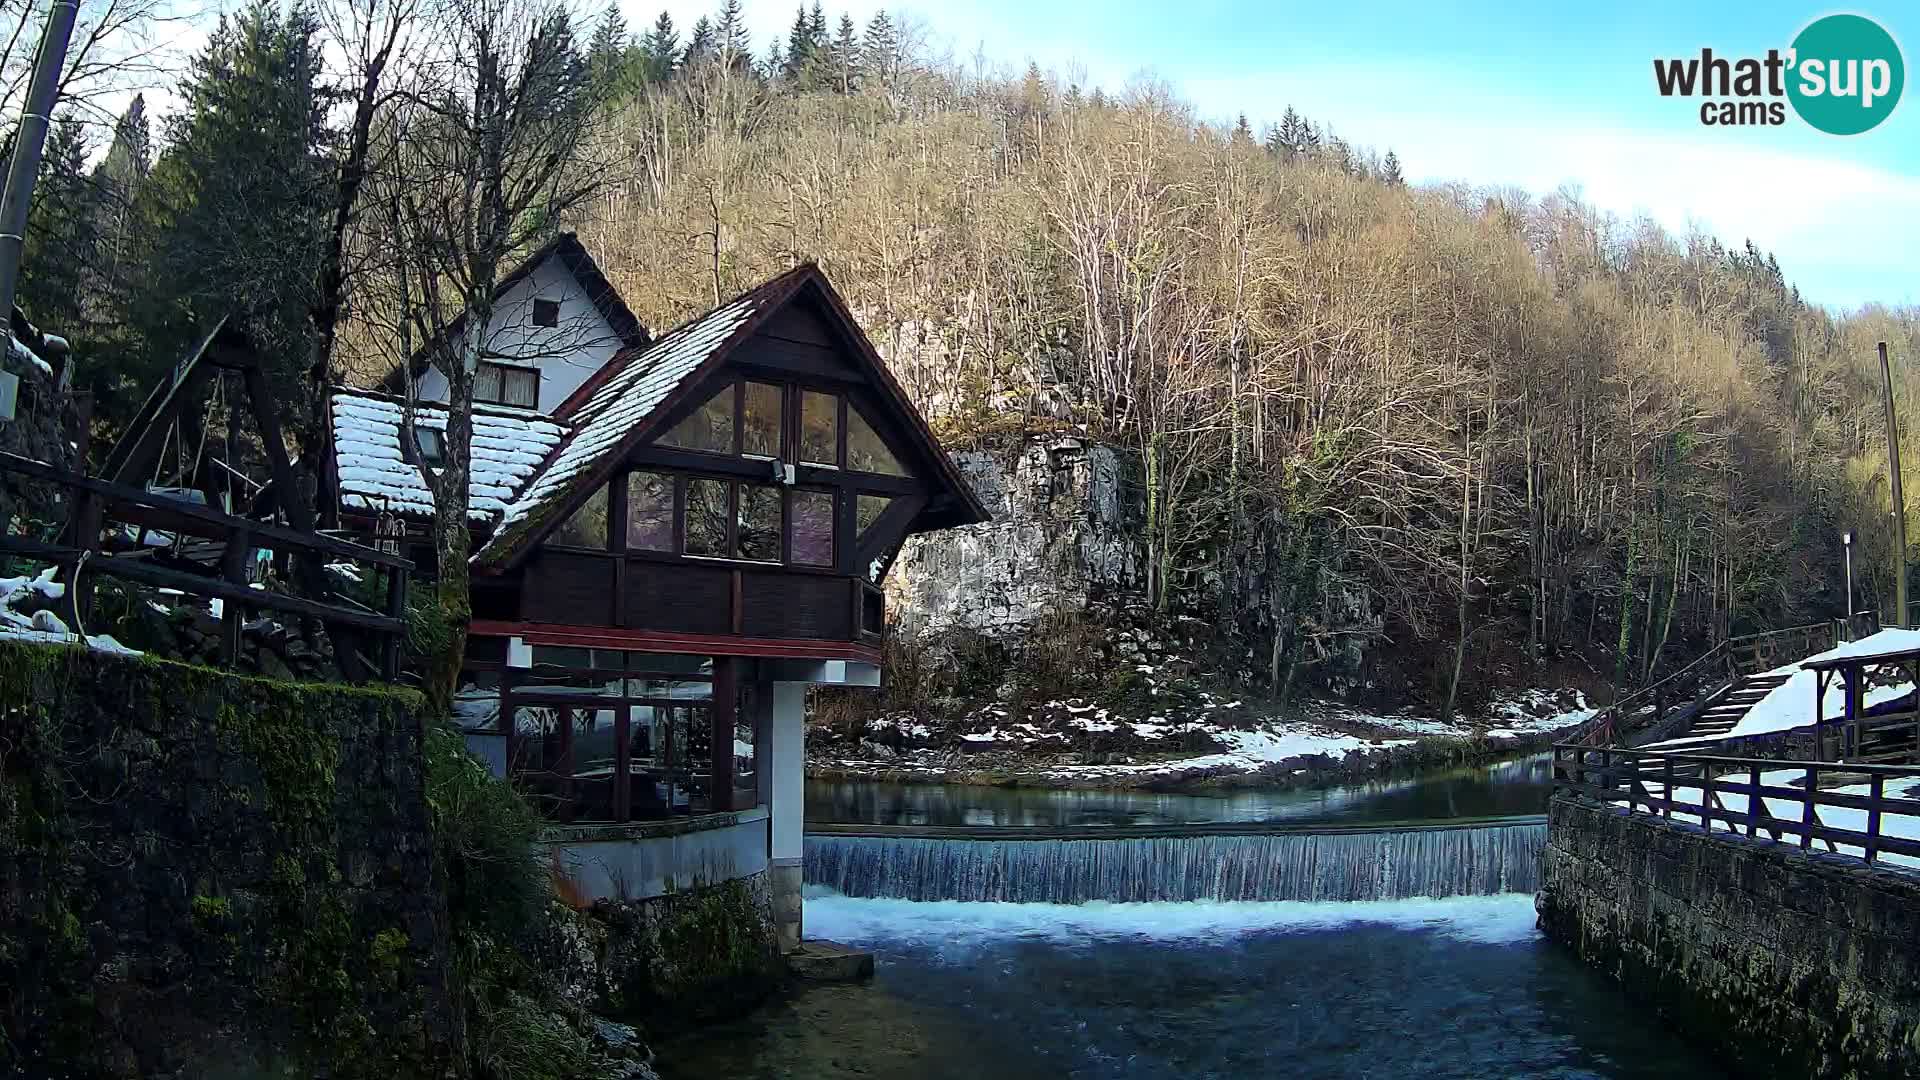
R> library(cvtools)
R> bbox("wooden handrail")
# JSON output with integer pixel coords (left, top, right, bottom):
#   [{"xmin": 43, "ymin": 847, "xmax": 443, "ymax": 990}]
[
  {"xmin": 1576, "ymin": 618, "xmax": 1865, "ymax": 748},
  {"xmin": 1552, "ymin": 742, "xmax": 1920, "ymax": 865},
  {"xmin": 0, "ymin": 450, "xmax": 410, "ymax": 568},
  {"xmin": 0, "ymin": 452, "xmax": 410, "ymax": 680}
]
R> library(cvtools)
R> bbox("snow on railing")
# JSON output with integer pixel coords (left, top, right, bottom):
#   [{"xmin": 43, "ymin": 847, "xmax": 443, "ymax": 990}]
[{"xmin": 1553, "ymin": 744, "xmax": 1920, "ymax": 869}]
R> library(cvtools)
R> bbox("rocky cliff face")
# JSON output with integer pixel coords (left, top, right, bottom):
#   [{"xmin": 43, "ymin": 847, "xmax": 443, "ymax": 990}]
[
  {"xmin": 886, "ymin": 435, "xmax": 1382, "ymax": 695},
  {"xmin": 887, "ymin": 437, "xmax": 1144, "ymax": 639}
]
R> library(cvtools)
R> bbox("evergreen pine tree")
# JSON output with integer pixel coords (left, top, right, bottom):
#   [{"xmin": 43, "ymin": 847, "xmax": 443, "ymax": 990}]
[
  {"xmin": 782, "ymin": 3, "xmax": 815, "ymax": 80},
  {"xmin": 1232, "ymin": 112, "xmax": 1253, "ymax": 145},
  {"xmin": 832, "ymin": 12, "xmax": 858, "ymax": 92},
  {"xmin": 96, "ymin": 94, "xmax": 151, "ymax": 196},
  {"xmin": 88, "ymin": 94, "xmax": 150, "ymax": 322},
  {"xmin": 587, "ymin": 7, "xmax": 633, "ymax": 102},
  {"xmin": 1381, "ymin": 150, "xmax": 1404, "ymax": 186},
  {"xmin": 641, "ymin": 10, "xmax": 679, "ymax": 81},
  {"xmin": 18, "ymin": 115, "xmax": 97, "ymax": 335},
  {"xmin": 683, "ymin": 16, "xmax": 714, "ymax": 68},
  {"xmin": 715, "ymin": 0, "xmax": 749, "ymax": 66},
  {"xmin": 1261, "ymin": 123, "xmax": 1282, "ymax": 156},
  {"xmin": 862, "ymin": 10, "xmax": 896, "ymax": 87},
  {"xmin": 1276, "ymin": 105, "xmax": 1304, "ymax": 159},
  {"xmin": 133, "ymin": 0, "xmax": 332, "ymax": 430}
]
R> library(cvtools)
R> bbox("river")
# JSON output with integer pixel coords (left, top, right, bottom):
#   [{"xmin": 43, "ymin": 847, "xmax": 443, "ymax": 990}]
[
  {"xmin": 655, "ymin": 754, "xmax": 1724, "ymax": 1079},
  {"xmin": 805, "ymin": 751, "xmax": 1556, "ymax": 827}
]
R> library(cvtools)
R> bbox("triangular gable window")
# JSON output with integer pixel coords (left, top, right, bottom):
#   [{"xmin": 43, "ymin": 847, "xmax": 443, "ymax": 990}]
[
  {"xmin": 846, "ymin": 407, "xmax": 908, "ymax": 477},
  {"xmin": 658, "ymin": 385, "xmax": 733, "ymax": 454}
]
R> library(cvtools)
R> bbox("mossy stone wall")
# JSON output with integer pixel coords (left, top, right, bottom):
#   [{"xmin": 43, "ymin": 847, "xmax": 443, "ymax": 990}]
[
  {"xmin": 0, "ymin": 642, "xmax": 461, "ymax": 1078},
  {"xmin": 533, "ymin": 873, "xmax": 784, "ymax": 1031},
  {"xmin": 1540, "ymin": 795, "xmax": 1920, "ymax": 1079}
]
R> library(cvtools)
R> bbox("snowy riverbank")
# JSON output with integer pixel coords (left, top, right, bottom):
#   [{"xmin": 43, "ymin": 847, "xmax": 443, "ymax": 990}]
[{"xmin": 808, "ymin": 689, "xmax": 1596, "ymax": 791}]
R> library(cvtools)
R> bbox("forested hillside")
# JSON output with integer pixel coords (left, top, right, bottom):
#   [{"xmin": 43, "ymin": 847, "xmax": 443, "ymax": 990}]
[{"xmin": 14, "ymin": 0, "xmax": 1920, "ymax": 708}]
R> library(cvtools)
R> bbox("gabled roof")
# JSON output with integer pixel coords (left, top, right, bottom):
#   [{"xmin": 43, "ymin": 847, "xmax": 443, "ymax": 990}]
[
  {"xmin": 379, "ymin": 232, "xmax": 649, "ymax": 392},
  {"xmin": 331, "ymin": 388, "xmax": 568, "ymax": 521},
  {"xmin": 471, "ymin": 262, "xmax": 990, "ymax": 571}
]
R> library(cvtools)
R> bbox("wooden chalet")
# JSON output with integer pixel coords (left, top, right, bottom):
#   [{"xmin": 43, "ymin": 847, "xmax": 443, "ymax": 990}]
[{"xmin": 327, "ymin": 240, "xmax": 987, "ymax": 940}]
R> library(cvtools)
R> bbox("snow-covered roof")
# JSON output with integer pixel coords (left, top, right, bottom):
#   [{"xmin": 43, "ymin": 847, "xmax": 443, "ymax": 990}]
[
  {"xmin": 1800, "ymin": 627, "xmax": 1920, "ymax": 669},
  {"xmin": 473, "ymin": 267, "xmax": 809, "ymax": 564},
  {"xmin": 331, "ymin": 389, "xmax": 568, "ymax": 522}
]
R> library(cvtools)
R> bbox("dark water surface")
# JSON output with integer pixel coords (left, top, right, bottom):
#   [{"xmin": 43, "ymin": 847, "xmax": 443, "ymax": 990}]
[
  {"xmin": 807, "ymin": 752, "xmax": 1554, "ymax": 828},
  {"xmin": 655, "ymin": 893, "xmax": 1722, "ymax": 1080}
]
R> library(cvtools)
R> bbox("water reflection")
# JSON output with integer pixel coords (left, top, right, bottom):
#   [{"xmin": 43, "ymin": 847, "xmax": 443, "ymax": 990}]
[{"xmin": 807, "ymin": 753, "xmax": 1554, "ymax": 828}]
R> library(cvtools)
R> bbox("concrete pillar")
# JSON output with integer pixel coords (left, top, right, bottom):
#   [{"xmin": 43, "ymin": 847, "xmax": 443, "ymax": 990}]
[{"xmin": 768, "ymin": 680, "xmax": 806, "ymax": 952}]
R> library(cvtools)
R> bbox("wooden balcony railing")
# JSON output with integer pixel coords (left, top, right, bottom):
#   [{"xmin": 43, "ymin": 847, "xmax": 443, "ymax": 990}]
[
  {"xmin": 1552, "ymin": 744, "xmax": 1920, "ymax": 867},
  {"xmin": 0, "ymin": 451, "xmax": 410, "ymax": 679}
]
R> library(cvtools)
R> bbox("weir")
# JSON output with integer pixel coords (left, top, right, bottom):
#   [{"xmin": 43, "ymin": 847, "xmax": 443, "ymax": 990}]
[{"xmin": 804, "ymin": 817, "xmax": 1545, "ymax": 903}]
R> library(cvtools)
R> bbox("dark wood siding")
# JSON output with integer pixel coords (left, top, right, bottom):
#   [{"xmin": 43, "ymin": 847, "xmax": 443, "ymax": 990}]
[
  {"xmin": 627, "ymin": 559, "xmax": 732, "ymax": 635},
  {"xmin": 733, "ymin": 333, "xmax": 863, "ymax": 383},
  {"xmin": 742, "ymin": 570, "xmax": 850, "ymax": 639},
  {"xmin": 521, "ymin": 551, "xmax": 617, "ymax": 625},
  {"xmin": 760, "ymin": 300, "xmax": 836, "ymax": 346}
]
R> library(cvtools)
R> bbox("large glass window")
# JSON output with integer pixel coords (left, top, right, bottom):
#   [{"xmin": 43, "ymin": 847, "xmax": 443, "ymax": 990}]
[
  {"xmin": 800, "ymin": 390, "xmax": 838, "ymax": 466},
  {"xmin": 791, "ymin": 490, "xmax": 834, "ymax": 566},
  {"xmin": 549, "ymin": 484, "xmax": 608, "ymax": 548},
  {"xmin": 659, "ymin": 386, "xmax": 734, "ymax": 454},
  {"xmin": 847, "ymin": 408, "xmax": 908, "ymax": 476},
  {"xmin": 742, "ymin": 382, "xmax": 783, "ymax": 459},
  {"xmin": 684, "ymin": 478, "xmax": 729, "ymax": 557},
  {"xmin": 737, "ymin": 485, "xmax": 782, "ymax": 562},
  {"xmin": 627, "ymin": 470, "xmax": 673, "ymax": 552}
]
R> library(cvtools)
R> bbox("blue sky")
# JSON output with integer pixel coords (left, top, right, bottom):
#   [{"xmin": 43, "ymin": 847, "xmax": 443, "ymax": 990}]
[{"xmin": 636, "ymin": 0, "xmax": 1920, "ymax": 310}]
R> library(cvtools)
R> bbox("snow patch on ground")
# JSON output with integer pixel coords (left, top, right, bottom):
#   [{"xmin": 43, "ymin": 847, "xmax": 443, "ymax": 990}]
[
  {"xmin": 1314, "ymin": 689, "xmax": 1595, "ymax": 740},
  {"xmin": 1044, "ymin": 725, "xmax": 1414, "ymax": 779},
  {"xmin": 801, "ymin": 891, "xmax": 1542, "ymax": 949},
  {"xmin": 0, "ymin": 566, "xmax": 139, "ymax": 655},
  {"xmin": 821, "ymin": 687, "xmax": 1593, "ymax": 785}
]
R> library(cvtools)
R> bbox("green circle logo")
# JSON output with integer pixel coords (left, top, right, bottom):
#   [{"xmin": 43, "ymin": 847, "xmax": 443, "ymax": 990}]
[{"xmin": 1788, "ymin": 14, "xmax": 1904, "ymax": 135}]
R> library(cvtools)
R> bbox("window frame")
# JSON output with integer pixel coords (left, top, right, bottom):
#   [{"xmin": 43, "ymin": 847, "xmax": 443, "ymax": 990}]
[
  {"xmin": 531, "ymin": 298, "xmax": 560, "ymax": 328},
  {"xmin": 474, "ymin": 360, "xmax": 540, "ymax": 409},
  {"xmin": 413, "ymin": 426, "xmax": 446, "ymax": 468},
  {"xmin": 649, "ymin": 377, "xmax": 913, "ymax": 481}
]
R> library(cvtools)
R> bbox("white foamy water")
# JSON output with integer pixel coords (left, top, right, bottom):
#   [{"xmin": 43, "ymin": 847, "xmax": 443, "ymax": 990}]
[{"xmin": 802, "ymin": 890, "xmax": 1542, "ymax": 950}]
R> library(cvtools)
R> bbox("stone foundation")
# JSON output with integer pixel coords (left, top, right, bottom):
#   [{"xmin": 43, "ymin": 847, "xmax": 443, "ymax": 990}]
[
  {"xmin": 1539, "ymin": 795, "xmax": 1920, "ymax": 1079},
  {"xmin": 540, "ymin": 873, "xmax": 785, "ymax": 1028},
  {"xmin": 770, "ymin": 859, "xmax": 804, "ymax": 953}
]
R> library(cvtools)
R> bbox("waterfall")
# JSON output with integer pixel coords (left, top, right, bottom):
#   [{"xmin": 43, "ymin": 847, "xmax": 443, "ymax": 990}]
[{"xmin": 804, "ymin": 823, "xmax": 1544, "ymax": 903}]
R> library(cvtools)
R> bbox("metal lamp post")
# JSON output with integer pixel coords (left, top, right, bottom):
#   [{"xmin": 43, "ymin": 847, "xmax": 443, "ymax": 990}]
[{"xmin": 1844, "ymin": 529, "xmax": 1855, "ymax": 639}]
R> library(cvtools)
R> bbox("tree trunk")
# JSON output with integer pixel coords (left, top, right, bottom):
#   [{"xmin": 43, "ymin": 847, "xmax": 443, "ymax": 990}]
[{"xmin": 425, "ymin": 300, "xmax": 487, "ymax": 716}]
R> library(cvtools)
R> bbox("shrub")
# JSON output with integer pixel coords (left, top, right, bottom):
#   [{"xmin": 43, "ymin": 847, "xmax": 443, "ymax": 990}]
[{"xmin": 424, "ymin": 723, "xmax": 545, "ymax": 948}]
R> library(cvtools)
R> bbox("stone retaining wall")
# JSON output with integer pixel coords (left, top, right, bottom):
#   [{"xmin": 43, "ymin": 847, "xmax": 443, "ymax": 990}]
[
  {"xmin": 1539, "ymin": 795, "xmax": 1920, "ymax": 1078},
  {"xmin": 0, "ymin": 642, "xmax": 460, "ymax": 1078}
]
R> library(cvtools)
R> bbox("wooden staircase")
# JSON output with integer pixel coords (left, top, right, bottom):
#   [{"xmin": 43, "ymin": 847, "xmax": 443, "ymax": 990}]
[{"xmin": 1685, "ymin": 672, "xmax": 1793, "ymax": 740}]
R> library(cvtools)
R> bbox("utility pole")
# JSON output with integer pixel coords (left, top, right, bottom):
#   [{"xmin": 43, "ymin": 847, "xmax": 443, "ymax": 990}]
[
  {"xmin": 1881, "ymin": 341, "xmax": 1908, "ymax": 627},
  {"xmin": 0, "ymin": 0, "xmax": 80, "ymax": 321}
]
